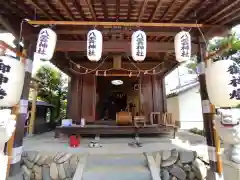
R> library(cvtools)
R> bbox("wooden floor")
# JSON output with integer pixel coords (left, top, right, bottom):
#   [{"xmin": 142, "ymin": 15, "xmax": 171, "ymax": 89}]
[{"xmin": 55, "ymin": 124, "xmax": 175, "ymax": 138}]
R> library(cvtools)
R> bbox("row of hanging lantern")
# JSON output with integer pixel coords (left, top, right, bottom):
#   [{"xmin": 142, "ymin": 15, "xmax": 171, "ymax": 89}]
[
  {"xmin": 87, "ymin": 29, "xmax": 192, "ymax": 63},
  {"xmin": 34, "ymin": 27, "xmax": 192, "ymax": 63},
  {"xmin": 87, "ymin": 29, "xmax": 147, "ymax": 62}
]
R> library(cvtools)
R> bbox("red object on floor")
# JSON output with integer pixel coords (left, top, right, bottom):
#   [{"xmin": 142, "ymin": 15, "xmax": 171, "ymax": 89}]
[{"xmin": 69, "ymin": 135, "xmax": 80, "ymax": 147}]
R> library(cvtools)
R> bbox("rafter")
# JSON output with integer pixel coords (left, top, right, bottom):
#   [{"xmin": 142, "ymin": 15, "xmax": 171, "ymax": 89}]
[
  {"xmin": 8, "ymin": 1, "xmax": 35, "ymax": 17},
  {"xmin": 116, "ymin": 0, "xmax": 120, "ymax": 21},
  {"xmin": 127, "ymin": 0, "xmax": 133, "ymax": 21},
  {"xmin": 198, "ymin": 1, "xmax": 225, "ymax": 23},
  {"xmin": 101, "ymin": 0, "xmax": 108, "ymax": 20},
  {"xmin": 213, "ymin": 7, "xmax": 240, "ymax": 25},
  {"xmin": 184, "ymin": 0, "xmax": 207, "ymax": 21},
  {"xmin": 72, "ymin": 0, "xmax": 85, "ymax": 20},
  {"xmin": 159, "ymin": 0, "xmax": 176, "ymax": 21},
  {"xmin": 0, "ymin": 14, "xmax": 17, "ymax": 37},
  {"xmin": 170, "ymin": 0, "xmax": 193, "ymax": 22},
  {"xmin": 149, "ymin": 0, "xmax": 164, "ymax": 22},
  {"xmin": 138, "ymin": 0, "xmax": 148, "ymax": 22},
  {"xmin": 221, "ymin": 9, "xmax": 240, "ymax": 25},
  {"xmin": 206, "ymin": 0, "xmax": 240, "ymax": 23},
  {"xmin": 83, "ymin": 0, "xmax": 96, "ymax": 20},
  {"xmin": 42, "ymin": 0, "xmax": 64, "ymax": 20},
  {"xmin": 57, "ymin": 0, "xmax": 75, "ymax": 20},
  {"xmin": 27, "ymin": 0, "xmax": 52, "ymax": 19}
]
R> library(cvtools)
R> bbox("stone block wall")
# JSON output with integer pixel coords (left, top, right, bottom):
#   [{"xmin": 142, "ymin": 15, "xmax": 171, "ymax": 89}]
[
  {"xmin": 21, "ymin": 152, "xmax": 80, "ymax": 180},
  {"xmin": 21, "ymin": 150, "xmax": 208, "ymax": 180}
]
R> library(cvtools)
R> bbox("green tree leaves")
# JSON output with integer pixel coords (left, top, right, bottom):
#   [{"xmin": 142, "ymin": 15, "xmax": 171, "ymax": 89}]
[{"xmin": 35, "ymin": 66, "xmax": 68, "ymax": 121}]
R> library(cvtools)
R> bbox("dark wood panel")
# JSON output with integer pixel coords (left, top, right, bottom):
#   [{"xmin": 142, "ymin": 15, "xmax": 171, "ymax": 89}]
[
  {"xmin": 139, "ymin": 75, "xmax": 154, "ymax": 122},
  {"xmin": 69, "ymin": 75, "xmax": 82, "ymax": 123},
  {"xmin": 152, "ymin": 75, "xmax": 167, "ymax": 113},
  {"xmin": 55, "ymin": 125, "xmax": 174, "ymax": 136},
  {"xmin": 161, "ymin": 78, "xmax": 167, "ymax": 112},
  {"xmin": 81, "ymin": 74, "xmax": 96, "ymax": 122}
]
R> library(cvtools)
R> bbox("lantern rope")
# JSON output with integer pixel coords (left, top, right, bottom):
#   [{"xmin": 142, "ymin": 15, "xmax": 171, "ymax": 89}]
[
  {"xmin": 196, "ymin": 20, "xmax": 208, "ymax": 48},
  {"xmin": 69, "ymin": 55, "xmax": 165, "ymax": 75},
  {"xmin": 68, "ymin": 56, "xmax": 109, "ymax": 75},
  {"xmin": 69, "ymin": 58, "xmax": 165, "ymax": 75}
]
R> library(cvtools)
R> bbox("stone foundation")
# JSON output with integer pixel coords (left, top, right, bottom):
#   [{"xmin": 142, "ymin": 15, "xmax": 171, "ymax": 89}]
[{"xmin": 21, "ymin": 150, "xmax": 208, "ymax": 180}]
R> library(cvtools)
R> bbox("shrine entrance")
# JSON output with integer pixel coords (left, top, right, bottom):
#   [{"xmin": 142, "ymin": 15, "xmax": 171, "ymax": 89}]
[{"xmin": 96, "ymin": 76, "xmax": 140, "ymax": 121}]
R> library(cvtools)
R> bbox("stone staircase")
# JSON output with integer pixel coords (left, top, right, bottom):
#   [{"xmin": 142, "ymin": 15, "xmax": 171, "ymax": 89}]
[{"xmin": 80, "ymin": 154, "xmax": 152, "ymax": 180}]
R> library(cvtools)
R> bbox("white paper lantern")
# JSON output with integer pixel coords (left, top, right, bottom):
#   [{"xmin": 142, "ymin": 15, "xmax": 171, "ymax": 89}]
[
  {"xmin": 0, "ymin": 56, "xmax": 25, "ymax": 107},
  {"xmin": 131, "ymin": 30, "xmax": 147, "ymax": 61},
  {"xmin": 206, "ymin": 60, "xmax": 240, "ymax": 107},
  {"xmin": 174, "ymin": 31, "xmax": 191, "ymax": 62},
  {"xmin": 87, "ymin": 30, "xmax": 103, "ymax": 61},
  {"xmin": 36, "ymin": 28, "xmax": 57, "ymax": 61}
]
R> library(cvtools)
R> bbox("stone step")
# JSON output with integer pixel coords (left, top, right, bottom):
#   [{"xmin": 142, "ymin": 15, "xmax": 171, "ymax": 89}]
[
  {"xmin": 82, "ymin": 154, "xmax": 152, "ymax": 180},
  {"xmin": 86, "ymin": 154, "xmax": 147, "ymax": 168},
  {"xmin": 83, "ymin": 165, "xmax": 152, "ymax": 180}
]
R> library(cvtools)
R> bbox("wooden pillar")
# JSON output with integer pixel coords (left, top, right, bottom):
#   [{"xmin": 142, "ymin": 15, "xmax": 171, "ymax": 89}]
[
  {"xmin": 28, "ymin": 83, "xmax": 38, "ymax": 135},
  {"xmin": 81, "ymin": 74, "xmax": 96, "ymax": 122},
  {"xmin": 161, "ymin": 78, "xmax": 167, "ymax": 112},
  {"xmin": 197, "ymin": 40, "xmax": 218, "ymax": 175},
  {"xmin": 152, "ymin": 75, "xmax": 167, "ymax": 113},
  {"xmin": 9, "ymin": 40, "xmax": 34, "ymax": 176},
  {"xmin": 66, "ymin": 76, "xmax": 71, "ymax": 118},
  {"xmin": 69, "ymin": 75, "xmax": 82, "ymax": 123}
]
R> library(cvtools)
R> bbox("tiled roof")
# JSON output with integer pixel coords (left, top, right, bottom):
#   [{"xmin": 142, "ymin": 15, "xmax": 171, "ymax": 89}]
[{"xmin": 167, "ymin": 80, "xmax": 199, "ymax": 98}]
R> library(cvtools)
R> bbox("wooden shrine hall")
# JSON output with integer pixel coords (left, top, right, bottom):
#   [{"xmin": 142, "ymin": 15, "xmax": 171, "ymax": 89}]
[{"xmin": 1, "ymin": 0, "xmax": 240, "ymax": 137}]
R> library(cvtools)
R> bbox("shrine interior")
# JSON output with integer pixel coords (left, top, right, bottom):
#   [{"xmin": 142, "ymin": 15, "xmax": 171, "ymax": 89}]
[{"xmin": 96, "ymin": 76, "xmax": 140, "ymax": 121}]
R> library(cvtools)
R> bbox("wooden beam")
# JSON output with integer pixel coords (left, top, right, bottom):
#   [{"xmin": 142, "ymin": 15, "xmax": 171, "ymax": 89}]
[
  {"xmin": 56, "ymin": 40, "xmax": 198, "ymax": 53},
  {"xmin": 138, "ymin": 0, "xmax": 148, "ymax": 21},
  {"xmin": 28, "ymin": 20, "xmax": 226, "ymax": 28},
  {"xmin": 159, "ymin": 0, "xmax": 176, "ymax": 21},
  {"xmin": 72, "ymin": 0, "xmax": 85, "ymax": 20},
  {"xmin": 27, "ymin": 0, "xmax": 52, "ymax": 19},
  {"xmin": 198, "ymin": 0, "xmax": 223, "ymax": 22},
  {"xmin": 184, "ymin": 0, "xmax": 207, "ymax": 21},
  {"xmin": 170, "ymin": 0, "xmax": 193, "ymax": 22},
  {"xmin": 214, "ymin": 7, "xmax": 240, "ymax": 25},
  {"xmin": 222, "ymin": 13, "xmax": 240, "ymax": 25},
  {"xmin": 127, "ymin": 0, "xmax": 133, "ymax": 20},
  {"xmin": 83, "ymin": 0, "xmax": 96, "ymax": 20},
  {"xmin": 101, "ymin": 1, "xmax": 108, "ymax": 19},
  {"xmin": 57, "ymin": 0, "xmax": 75, "ymax": 20},
  {"xmin": 55, "ymin": 29, "xmax": 183, "ymax": 37},
  {"xmin": 205, "ymin": 0, "xmax": 240, "ymax": 23},
  {"xmin": 42, "ymin": 0, "xmax": 65, "ymax": 20},
  {"xmin": 149, "ymin": 0, "xmax": 164, "ymax": 22},
  {"xmin": 116, "ymin": 0, "xmax": 120, "ymax": 21},
  {"xmin": 0, "ymin": 15, "xmax": 17, "ymax": 37}
]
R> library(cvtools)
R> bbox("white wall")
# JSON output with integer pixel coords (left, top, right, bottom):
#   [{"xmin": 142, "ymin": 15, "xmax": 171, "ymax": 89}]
[
  {"xmin": 178, "ymin": 86, "xmax": 203, "ymax": 130},
  {"xmin": 167, "ymin": 85, "xmax": 204, "ymax": 130}
]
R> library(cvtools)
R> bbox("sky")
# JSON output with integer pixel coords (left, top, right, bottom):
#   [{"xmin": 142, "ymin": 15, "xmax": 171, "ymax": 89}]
[{"xmin": 0, "ymin": 24, "xmax": 240, "ymax": 88}]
